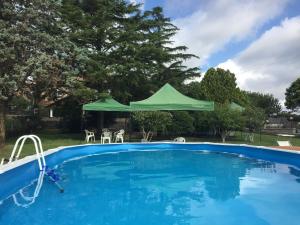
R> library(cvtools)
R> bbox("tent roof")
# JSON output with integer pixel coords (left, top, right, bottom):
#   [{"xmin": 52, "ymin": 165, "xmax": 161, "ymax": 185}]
[
  {"xmin": 130, "ymin": 83, "xmax": 214, "ymax": 111},
  {"xmin": 83, "ymin": 97, "xmax": 131, "ymax": 111},
  {"xmin": 230, "ymin": 102, "xmax": 245, "ymax": 112}
]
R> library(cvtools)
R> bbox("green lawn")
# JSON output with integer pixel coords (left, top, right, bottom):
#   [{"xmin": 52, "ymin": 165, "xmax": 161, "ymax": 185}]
[
  {"xmin": 0, "ymin": 132, "xmax": 299, "ymax": 160},
  {"xmin": 0, "ymin": 133, "xmax": 85, "ymax": 160}
]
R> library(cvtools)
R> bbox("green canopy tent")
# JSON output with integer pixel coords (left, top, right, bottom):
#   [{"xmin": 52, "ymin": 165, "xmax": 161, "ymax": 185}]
[
  {"xmin": 82, "ymin": 97, "xmax": 131, "ymax": 131},
  {"xmin": 83, "ymin": 97, "xmax": 131, "ymax": 112},
  {"xmin": 230, "ymin": 102, "xmax": 245, "ymax": 112},
  {"xmin": 130, "ymin": 83, "xmax": 214, "ymax": 111}
]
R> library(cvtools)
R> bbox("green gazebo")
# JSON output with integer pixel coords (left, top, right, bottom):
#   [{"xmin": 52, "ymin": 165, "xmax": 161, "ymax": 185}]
[
  {"xmin": 130, "ymin": 83, "xmax": 214, "ymax": 111},
  {"xmin": 83, "ymin": 97, "xmax": 131, "ymax": 112},
  {"xmin": 82, "ymin": 84, "xmax": 214, "ymax": 132},
  {"xmin": 230, "ymin": 102, "xmax": 245, "ymax": 112},
  {"xmin": 83, "ymin": 83, "xmax": 214, "ymax": 112}
]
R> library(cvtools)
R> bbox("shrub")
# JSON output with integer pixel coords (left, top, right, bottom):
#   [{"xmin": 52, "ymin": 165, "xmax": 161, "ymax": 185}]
[
  {"xmin": 132, "ymin": 111, "xmax": 172, "ymax": 141},
  {"xmin": 167, "ymin": 111, "xmax": 194, "ymax": 135}
]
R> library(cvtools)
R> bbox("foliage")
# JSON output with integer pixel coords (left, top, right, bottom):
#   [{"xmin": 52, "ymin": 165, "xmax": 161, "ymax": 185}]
[
  {"xmin": 0, "ymin": 0, "xmax": 82, "ymax": 145},
  {"xmin": 213, "ymin": 104, "xmax": 243, "ymax": 142},
  {"xmin": 193, "ymin": 104, "xmax": 243, "ymax": 142},
  {"xmin": 9, "ymin": 96, "xmax": 30, "ymax": 112},
  {"xmin": 241, "ymin": 107, "xmax": 265, "ymax": 142},
  {"xmin": 194, "ymin": 105, "xmax": 264, "ymax": 143},
  {"xmin": 242, "ymin": 107, "xmax": 266, "ymax": 132},
  {"xmin": 132, "ymin": 111, "xmax": 172, "ymax": 141},
  {"xmin": 285, "ymin": 77, "xmax": 300, "ymax": 110},
  {"xmin": 200, "ymin": 68, "xmax": 247, "ymax": 105},
  {"xmin": 183, "ymin": 82, "xmax": 205, "ymax": 100},
  {"xmin": 0, "ymin": 0, "xmax": 286, "ymax": 146},
  {"xmin": 193, "ymin": 111, "xmax": 213, "ymax": 133},
  {"xmin": 246, "ymin": 91, "xmax": 281, "ymax": 115},
  {"xmin": 61, "ymin": 1, "xmax": 199, "ymax": 103},
  {"xmin": 187, "ymin": 68, "xmax": 246, "ymax": 141},
  {"xmin": 167, "ymin": 111, "xmax": 194, "ymax": 135},
  {"xmin": 0, "ymin": 0, "xmax": 80, "ymax": 103}
]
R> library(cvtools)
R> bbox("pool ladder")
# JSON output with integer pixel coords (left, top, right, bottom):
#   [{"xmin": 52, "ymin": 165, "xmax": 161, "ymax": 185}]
[
  {"xmin": 12, "ymin": 170, "xmax": 45, "ymax": 208},
  {"xmin": 0, "ymin": 135, "xmax": 63, "ymax": 207},
  {"xmin": 0, "ymin": 135, "xmax": 46, "ymax": 170}
]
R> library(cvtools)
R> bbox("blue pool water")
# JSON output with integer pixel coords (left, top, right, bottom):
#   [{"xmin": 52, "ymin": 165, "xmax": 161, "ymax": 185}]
[{"xmin": 1, "ymin": 149, "xmax": 300, "ymax": 225}]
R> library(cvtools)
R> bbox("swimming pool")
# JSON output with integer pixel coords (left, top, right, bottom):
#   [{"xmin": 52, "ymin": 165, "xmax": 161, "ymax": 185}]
[{"xmin": 1, "ymin": 143, "xmax": 300, "ymax": 225}]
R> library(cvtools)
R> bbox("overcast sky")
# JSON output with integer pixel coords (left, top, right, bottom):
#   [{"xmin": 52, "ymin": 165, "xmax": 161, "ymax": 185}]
[{"xmin": 130, "ymin": 0, "xmax": 300, "ymax": 103}]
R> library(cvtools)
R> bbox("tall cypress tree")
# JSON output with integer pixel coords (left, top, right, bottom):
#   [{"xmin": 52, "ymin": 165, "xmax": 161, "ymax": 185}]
[
  {"xmin": 139, "ymin": 7, "xmax": 199, "ymax": 89},
  {"xmin": 61, "ymin": 0, "xmax": 141, "ymax": 102},
  {"xmin": 61, "ymin": 0, "xmax": 200, "ymax": 103}
]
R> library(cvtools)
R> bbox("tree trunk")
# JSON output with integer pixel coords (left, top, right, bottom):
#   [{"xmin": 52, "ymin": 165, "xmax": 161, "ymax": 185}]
[
  {"xmin": 221, "ymin": 131, "xmax": 226, "ymax": 143},
  {"xmin": 0, "ymin": 102, "xmax": 6, "ymax": 148}
]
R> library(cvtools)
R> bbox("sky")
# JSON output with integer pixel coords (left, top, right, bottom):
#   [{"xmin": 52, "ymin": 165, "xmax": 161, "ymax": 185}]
[{"xmin": 129, "ymin": 0, "xmax": 300, "ymax": 103}]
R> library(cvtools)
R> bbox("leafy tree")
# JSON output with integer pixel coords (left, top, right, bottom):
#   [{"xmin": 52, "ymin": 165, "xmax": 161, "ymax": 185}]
[
  {"xmin": 242, "ymin": 107, "xmax": 265, "ymax": 142},
  {"xmin": 213, "ymin": 104, "xmax": 243, "ymax": 143},
  {"xmin": 193, "ymin": 111, "xmax": 213, "ymax": 133},
  {"xmin": 183, "ymin": 81, "xmax": 205, "ymax": 100},
  {"xmin": 246, "ymin": 91, "xmax": 281, "ymax": 115},
  {"xmin": 187, "ymin": 68, "xmax": 245, "ymax": 141},
  {"xmin": 285, "ymin": 77, "xmax": 300, "ymax": 110},
  {"xmin": 132, "ymin": 111, "xmax": 172, "ymax": 141},
  {"xmin": 200, "ymin": 68, "xmax": 247, "ymax": 105},
  {"xmin": 0, "ymin": 0, "xmax": 80, "ymax": 146},
  {"xmin": 194, "ymin": 104, "xmax": 243, "ymax": 142}
]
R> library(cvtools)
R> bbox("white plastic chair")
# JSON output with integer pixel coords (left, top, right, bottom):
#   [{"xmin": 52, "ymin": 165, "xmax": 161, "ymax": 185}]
[
  {"xmin": 85, "ymin": 130, "xmax": 95, "ymax": 143},
  {"xmin": 101, "ymin": 131, "xmax": 112, "ymax": 144},
  {"xmin": 114, "ymin": 129, "xmax": 125, "ymax": 143},
  {"xmin": 277, "ymin": 141, "xmax": 292, "ymax": 146},
  {"xmin": 174, "ymin": 137, "xmax": 186, "ymax": 143}
]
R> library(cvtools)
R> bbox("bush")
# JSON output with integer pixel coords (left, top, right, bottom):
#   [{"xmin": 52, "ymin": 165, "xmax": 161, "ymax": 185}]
[
  {"xmin": 167, "ymin": 111, "xmax": 194, "ymax": 135},
  {"xmin": 132, "ymin": 111, "xmax": 172, "ymax": 141},
  {"xmin": 193, "ymin": 111, "xmax": 214, "ymax": 134},
  {"xmin": 194, "ymin": 104, "xmax": 243, "ymax": 142}
]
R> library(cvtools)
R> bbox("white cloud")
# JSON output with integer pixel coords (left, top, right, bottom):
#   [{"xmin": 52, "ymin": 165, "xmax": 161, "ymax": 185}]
[
  {"xmin": 171, "ymin": 0, "xmax": 290, "ymax": 68},
  {"xmin": 128, "ymin": 0, "xmax": 145, "ymax": 10},
  {"xmin": 218, "ymin": 16, "xmax": 300, "ymax": 101}
]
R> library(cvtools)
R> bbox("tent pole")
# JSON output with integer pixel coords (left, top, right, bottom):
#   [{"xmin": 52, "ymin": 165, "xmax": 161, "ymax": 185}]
[
  {"xmin": 100, "ymin": 112, "xmax": 104, "ymax": 131},
  {"xmin": 124, "ymin": 115, "xmax": 128, "ymax": 140},
  {"xmin": 97, "ymin": 112, "xmax": 104, "ymax": 132},
  {"xmin": 128, "ymin": 114, "xmax": 132, "ymax": 141},
  {"xmin": 81, "ymin": 110, "xmax": 85, "ymax": 131}
]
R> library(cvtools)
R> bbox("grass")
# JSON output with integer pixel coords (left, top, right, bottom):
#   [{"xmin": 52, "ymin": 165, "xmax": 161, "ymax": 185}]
[
  {"xmin": 0, "ymin": 133, "xmax": 85, "ymax": 160},
  {"xmin": 1, "ymin": 132, "xmax": 300, "ymax": 160}
]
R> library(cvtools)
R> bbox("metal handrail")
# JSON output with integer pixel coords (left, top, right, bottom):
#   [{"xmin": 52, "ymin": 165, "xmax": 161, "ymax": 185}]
[{"xmin": 6, "ymin": 135, "xmax": 46, "ymax": 170}]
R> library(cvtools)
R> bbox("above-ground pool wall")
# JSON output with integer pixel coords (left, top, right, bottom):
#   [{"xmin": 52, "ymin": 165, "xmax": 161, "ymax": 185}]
[
  {"xmin": 193, "ymin": 144, "xmax": 300, "ymax": 168},
  {"xmin": 1, "ymin": 143, "xmax": 300, "ymax": 201},
  {"xmin": 0, "ymin": 160, "xmax": 40, "ymax": 200},
  {"xmin": 47, "ymin": 143, "xmax": 300, "ymax": 169}
]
